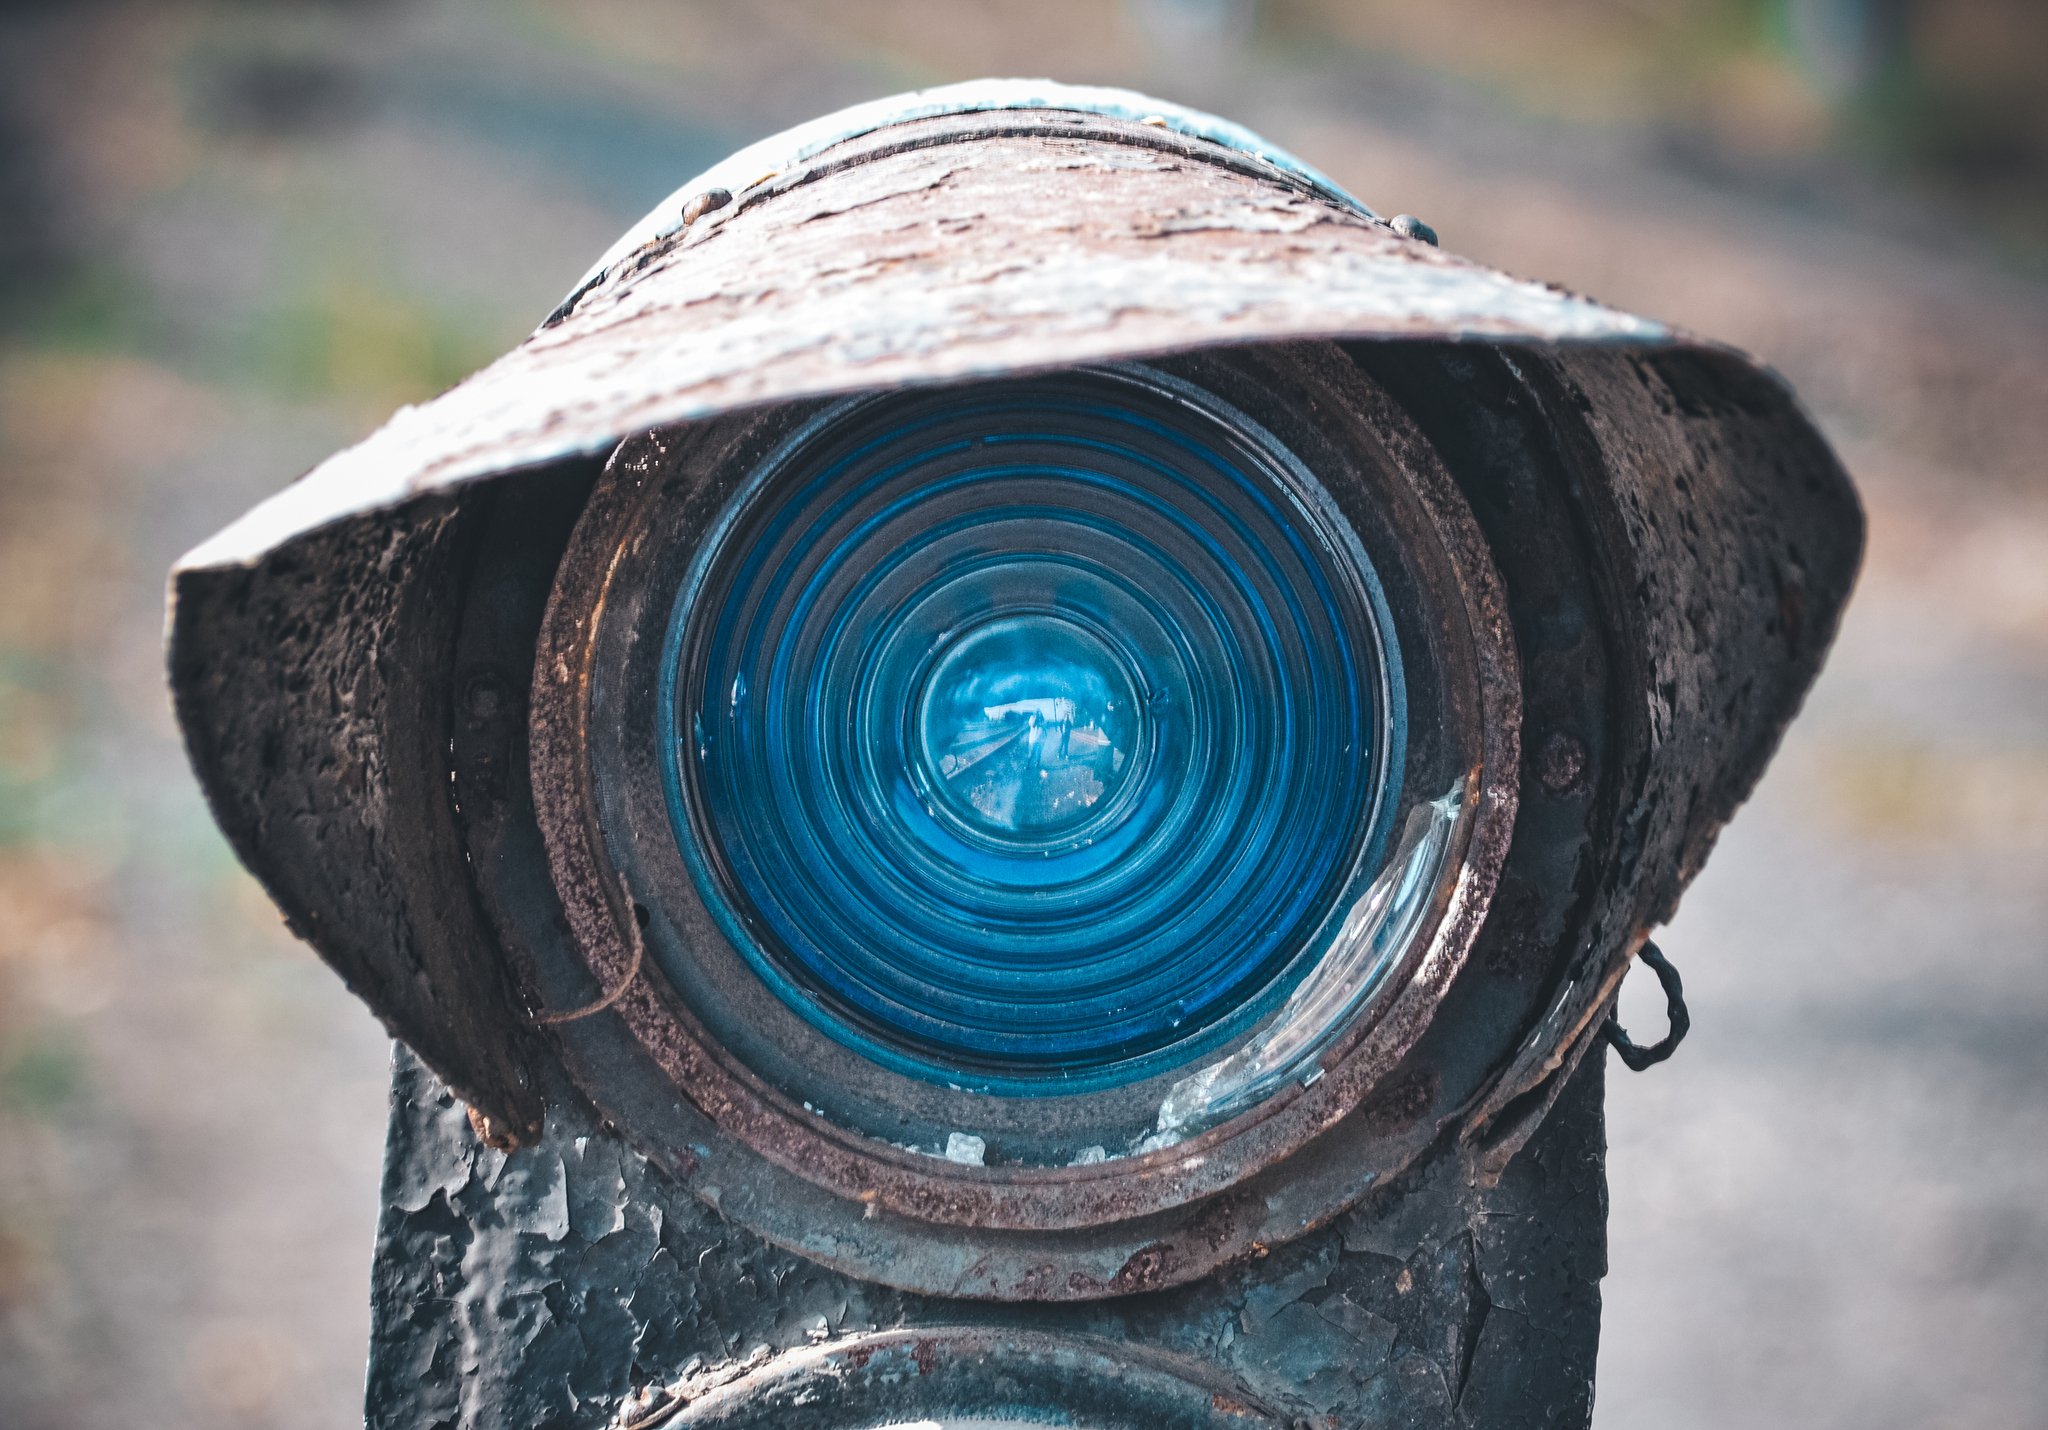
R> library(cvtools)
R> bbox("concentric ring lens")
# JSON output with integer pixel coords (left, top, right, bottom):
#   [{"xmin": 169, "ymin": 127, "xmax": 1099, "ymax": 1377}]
[{"xmin": 664, "ymin": 368, "xmax": 1400, "ymax": 1084}]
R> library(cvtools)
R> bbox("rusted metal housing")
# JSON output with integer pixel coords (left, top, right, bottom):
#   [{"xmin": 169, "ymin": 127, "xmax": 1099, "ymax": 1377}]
[{"xmin": 168, "ymin": 79, "xmax": 1859, "ymax": 1422}]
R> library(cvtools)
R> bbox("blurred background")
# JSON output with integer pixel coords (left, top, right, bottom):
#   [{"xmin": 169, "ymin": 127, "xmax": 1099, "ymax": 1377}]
[{"xmin": 0, "ymin": 1, "xmax": 2043, "ymax": 1426}]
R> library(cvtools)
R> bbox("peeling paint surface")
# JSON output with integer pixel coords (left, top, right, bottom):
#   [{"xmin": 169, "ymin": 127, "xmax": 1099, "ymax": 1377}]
[{"xmin": 369, "ymin": 1042, "xmax": 1605, "ymax": 1428}]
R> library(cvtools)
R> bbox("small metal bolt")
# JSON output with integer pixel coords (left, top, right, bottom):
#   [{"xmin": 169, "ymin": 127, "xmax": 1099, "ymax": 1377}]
[
  {"xmin": 681, "ymin": 187, "xmax": 732, "ymax": 226},
  {"xmin": 1390, "ymin": 213, "xmax": 1438, "ymax": 247}
]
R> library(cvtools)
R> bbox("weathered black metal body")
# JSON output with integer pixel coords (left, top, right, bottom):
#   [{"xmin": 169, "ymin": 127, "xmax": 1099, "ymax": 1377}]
[
  {"xmin": 370, "ymin": 1042, "xmax": 1604, "ymax": 1429},
  {"xmin": 166, "ymin": 83, "xmax": 1860, "ymax": 1428}
]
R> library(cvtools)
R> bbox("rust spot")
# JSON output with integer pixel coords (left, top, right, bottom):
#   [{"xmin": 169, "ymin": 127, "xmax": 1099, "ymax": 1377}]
[
  {"xmin": 1482, "ymin": 882, "xmax": 1547, "ymax": 978},
  {"xmin": 1110, "ymin": 1240, "xmax": 1186, "ymax": 1294},
  {"xmin": 1183, "ymin": 1189, "xmax": 1248, "ymax": 1253},
  {"xmin": 464, "ymin": 1102, "xmax": 524, "ymax": 1150},
  {"xmin": 912, "ymin": 1338, "xmax": 938, "ymax": 1376},
  {"xmin": 1359, "ymin": 1066, "xmax": 1440, "ymax": 1137},
  {"xmin": 1211, "ymin": 1392, "xmax": 1254, "ymax": 1416},
  {"xmin": 842, "ymin": 1343, "xmax": 873, "ymax": 1370},
  {"xmin": 1535, "ymin": 729, "xmax": 1588, "ymax": 796},
  {"xmin": 1013, "ymin": 1263, "xmax": 1058, "ymax": 1298}
]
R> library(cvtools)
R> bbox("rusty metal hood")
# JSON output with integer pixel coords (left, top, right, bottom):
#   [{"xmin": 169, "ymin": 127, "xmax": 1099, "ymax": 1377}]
[{"xmin": 177, "ymin": 80, "xmax": 1666, "ymax": 574}]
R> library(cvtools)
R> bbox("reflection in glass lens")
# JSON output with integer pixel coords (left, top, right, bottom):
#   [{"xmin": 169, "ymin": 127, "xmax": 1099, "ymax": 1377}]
[
  {"xmin": 917, "ymin": 614, "xmax": 1143, "ymax": 846},
  {"xmin": 669, "ymin": 371, "xmax": 1398, "ymax": 1086}
]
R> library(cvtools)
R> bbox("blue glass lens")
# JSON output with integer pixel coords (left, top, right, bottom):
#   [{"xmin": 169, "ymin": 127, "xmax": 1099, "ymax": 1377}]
[{"xmin": 666, "ymin": 370, "xmax": 1399, "ymax": 1084}]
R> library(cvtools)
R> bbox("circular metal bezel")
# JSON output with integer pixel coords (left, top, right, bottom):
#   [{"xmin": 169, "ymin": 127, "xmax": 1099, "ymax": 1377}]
[{"xmin": 527, "ymin": 344, "xmax": 1518, "ymax": 1296}]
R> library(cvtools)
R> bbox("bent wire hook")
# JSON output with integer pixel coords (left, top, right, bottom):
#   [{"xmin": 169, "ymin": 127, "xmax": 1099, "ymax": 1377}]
[{"xmin": 1603, "ymin": 941, "xmax": 1690, "ymax": 1071}]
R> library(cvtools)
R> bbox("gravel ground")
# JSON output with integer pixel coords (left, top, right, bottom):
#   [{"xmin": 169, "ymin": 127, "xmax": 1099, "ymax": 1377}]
[{"xmin": 1, "ymin": 6, "xmax": 2041, "ymax": 1427}]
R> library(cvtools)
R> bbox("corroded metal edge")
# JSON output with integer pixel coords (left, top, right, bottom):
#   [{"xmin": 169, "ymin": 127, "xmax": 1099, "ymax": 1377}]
[{"xmin": 173, "ymin": 101, "xmax": 1668, "ymax": 577}]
